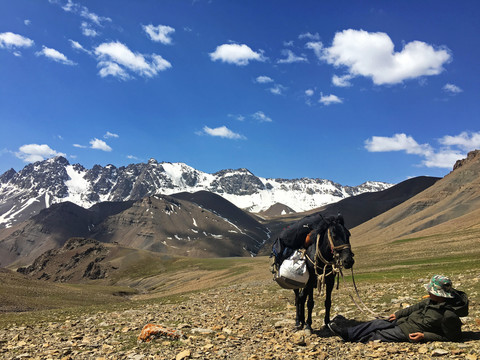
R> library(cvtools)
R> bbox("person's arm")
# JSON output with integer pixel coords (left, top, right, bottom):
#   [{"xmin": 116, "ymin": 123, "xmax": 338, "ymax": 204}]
[
  {"xmin": 395, "ymin": 300, "xmax": 427, "ymax": 319},
  {"xmin": 409, "ymin": 332, "xmax": 425, "ymax": 342},
  {"xmin": 416, "ymin": 310, "xmax": 462, "ymax": 342},
  {"xmin": 440, "ymin": 312, "xmax": 463, "ymax": 341},
  {"xmin": 421, "ymin": 331, "xmax": 448, "ymax": 342}
]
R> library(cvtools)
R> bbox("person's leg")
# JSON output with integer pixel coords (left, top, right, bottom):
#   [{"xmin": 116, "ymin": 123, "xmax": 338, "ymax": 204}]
[
  {"xmin": 346, "ymin": 319, "xmax": 396, "ymax": 342},
  {"xmin": 360, "ymin": 326, "xmax": 408, "ymax": 343}
]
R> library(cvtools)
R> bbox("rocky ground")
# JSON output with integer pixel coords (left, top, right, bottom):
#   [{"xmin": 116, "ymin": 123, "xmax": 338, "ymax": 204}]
[{"xmin": 1, "ymin": 270, "xmax": 479, "ymax": 360}]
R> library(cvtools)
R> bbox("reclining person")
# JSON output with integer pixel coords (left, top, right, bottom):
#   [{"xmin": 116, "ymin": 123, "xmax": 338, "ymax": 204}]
[{"xmin": 328, "ymin": 275, "xmax": 468, "ymax": 343}]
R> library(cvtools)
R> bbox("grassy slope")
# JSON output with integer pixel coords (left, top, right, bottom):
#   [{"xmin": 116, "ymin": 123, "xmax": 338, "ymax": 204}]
[{"xmin": 1, "ymin": 225, "xmax": 479, "ymax": 329}]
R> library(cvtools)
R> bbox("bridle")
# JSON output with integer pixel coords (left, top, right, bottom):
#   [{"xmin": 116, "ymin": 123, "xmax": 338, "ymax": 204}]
[
  {"xmin": 303, "ymin": 222, "xmax": 352, "ymax": 295},
  {"xmin": 301, "ymin": 220, "xmax": 382, "ymax": 319}
]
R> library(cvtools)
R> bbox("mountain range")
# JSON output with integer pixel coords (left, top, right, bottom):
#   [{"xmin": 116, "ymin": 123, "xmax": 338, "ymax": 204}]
[
  {"xmin": 3, "ymin": 150, "xmax": 479, "ymax": 273},
  {"xmin": 0, "ymin": 156, "xmax": 392, "ymax": 228}
]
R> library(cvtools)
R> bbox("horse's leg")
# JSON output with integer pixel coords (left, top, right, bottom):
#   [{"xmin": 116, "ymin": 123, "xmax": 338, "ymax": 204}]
[
  {"xmin": 294, "ymin": 288, "xmax": 306, "ymax": 329},
  {"xmin": 305, "ymin": 283, "xmax": 315, "ymax": 332},
  {"xmin": 324, "ymin": 274, "xmax": 335, "ymax": 325}
]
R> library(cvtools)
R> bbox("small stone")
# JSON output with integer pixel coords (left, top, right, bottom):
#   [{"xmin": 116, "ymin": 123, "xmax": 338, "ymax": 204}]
[
  {"xmin": 431, "ymin": 348, "xmax": 449, "ymax": 356},
  {"xmin": 418, "ymin": 346, "xmax": 428, "ymax": 354},
  {"xmin": 176, "ymin": 349, "xmax": 191, "ymax": 360},
  {"xmin": 291, "ymin": 332, "xmax": 306, "ymax": 346}
]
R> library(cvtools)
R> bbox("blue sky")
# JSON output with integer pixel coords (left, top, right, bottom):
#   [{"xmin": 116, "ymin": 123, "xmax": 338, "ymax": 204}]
[{"xmin": 1, "ymin": 0, "xmax": 479, "ymax": 186}]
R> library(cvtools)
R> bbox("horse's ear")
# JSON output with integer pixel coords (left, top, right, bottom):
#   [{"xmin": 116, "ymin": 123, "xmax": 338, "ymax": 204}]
[{"xmin": 337, "ymin": 213, "xmax": 344, "ymax": 225}]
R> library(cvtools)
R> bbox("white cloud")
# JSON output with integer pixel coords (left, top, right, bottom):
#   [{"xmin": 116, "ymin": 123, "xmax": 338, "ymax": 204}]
[
  {"xmin": 36, "ymin": 46, "xmax": 76, "ymax": 65},
  {"xmin": 79, "ymin": 6, "xmax": 111, "ymax": 26},
  {"xmin": 104, "ymin": 131, "xmax": 119, "ymax": 139},
  {"xmin": 252, "ymin": 111, "xmax": 272, "ymax": 123},
  {"xmin": 90, "ymin": 138, "xmax": 112, "ymax": 151},
  {"xmin": 209, "ymin": 43, "xmax": 265, "ymax": 66},
  {"xmin": 143, "ymin": 24, "xmax": 175, "ymax": 44},
  {"xmin": 283, "ymin": 40, "xmax": 294, "ymax": 47},
  {"xmin": 94, "ymin": 41, "xmax": 172, "ymax": 79},
  {"xmin": 228, "ymin": 114, "xmax": 245, "ymax": 121},
  {"xmin": 0, "ymin": 32, "xmax": 34, "ymax": 49},
  {"xmin": 255, "ymin": 75, "xmax": 274, "ymax": 84},
  {"xmin": 73, "ymin": 144, "xmax": 87, "ymax": 148},
  {"xmin": 277, "ymin": 49, "xmax": 308, "ymax": 64},
  {"xmin": 127, "ymin": 155, "xmax": 139, "ymax": 160},
  {"xmin": 15, "ymin": 144, "xmax": 66, "ymax": 163},
  {"xmin": 439, "ymin": 131, "xmax": 480, "ymax": 151},
  {"xmin": 421, "ymin": 149, "xmax": 465, "ymax": 168},
  {"xmin": 98, "ymin": 61, "xmax": 130, "ymax": 80},
  {"xmin": 24, "ymin": 20, "xmax": 31, "ymax": 26},
  {"xmin": 364, "ymin": 132, "xmax": 479, "ymax": 169},
  {"xmin": 305, "ymin": 89, "xmax": 314, "ymax": 96},
  {"xmin": 319, "ymin": 94, "xmax": 342, "ymax": 106},
  {"xmin": 299, "ymin": 32, "xmax": 320, "ymax": 41},
  {"xmin": 305, "ymin": 41, "xmax": 323, "ymax": 59},
  {"xmin": 365, "ymin": 133, "xmax": 432, "ymax": 155},
  {"xmin": 201, "ymin": 126, "xmax": 245, "ymax": 140},
  {"xmin": 321, "ymin": 29, "xmax": 451, "ymax": 85},
  {"xmin": 443, "ymin": 83, "xmax": 463, "ymax": 94},
  {"xmin": 81, "ymin": 22, "xmax": 98, "ymax": 37},
  {"xmin": 269, "ymin": 84, "xmax": 286, "ymax": 95},
  {"xmin": 332, "ymin": 74, "xmax": 353, "ymax": 87},
  {"xmin": 50, "ymin": 0, "xmax": 111, "ymax": 41},
  {"xmin": 69, "ymin": 39, "xmax": 91, "ymax": 54},
  {"xmin": 51, "ymin": 0, "xmax": 111, "ymax": 25}
]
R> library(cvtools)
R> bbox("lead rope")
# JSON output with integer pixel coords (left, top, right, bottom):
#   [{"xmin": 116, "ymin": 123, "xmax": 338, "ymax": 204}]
[
  {"xmin": 304, "ymin": 229, "xmax": 384, "ymax": 319},
  {"xmin": 345, "ymin": 267, "xmax": 384, "ymax": 319}
]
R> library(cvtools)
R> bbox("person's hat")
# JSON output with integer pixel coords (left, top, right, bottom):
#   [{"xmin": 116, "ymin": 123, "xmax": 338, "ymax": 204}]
[{"xmin": 424, "ymin": 275, "xmax": 454, "ymax": 298}]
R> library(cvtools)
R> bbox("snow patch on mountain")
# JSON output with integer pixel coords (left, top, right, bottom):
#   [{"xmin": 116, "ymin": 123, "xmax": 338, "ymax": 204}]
[{"xmin": 0, "ymin": 157, "xmax": 394, "ymax": 228}]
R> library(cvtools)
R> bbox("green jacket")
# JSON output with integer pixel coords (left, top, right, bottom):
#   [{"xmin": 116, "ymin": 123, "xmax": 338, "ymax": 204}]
[{"xmin": 394, "ymin": 290, "xmax": 468, "ymax": 342}]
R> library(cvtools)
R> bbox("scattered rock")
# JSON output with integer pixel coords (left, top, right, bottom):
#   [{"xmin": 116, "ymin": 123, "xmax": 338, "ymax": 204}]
[
  {"xmin": 432, "ymin": 348, "xmax": 449, "ymax": 356},
  {"xmin": 1, "ymin": 273, "xmax": 480, "ymax": 360},
  {"xmin": 176, "ymin": 349, "xmax": 191, "ymax": 360}
]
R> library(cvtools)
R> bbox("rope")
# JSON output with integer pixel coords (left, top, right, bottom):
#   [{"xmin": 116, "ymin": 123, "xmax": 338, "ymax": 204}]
[
  {"xmin": 302, "ymin": 225, "xmax": 384, "ymax": 320},
  {"xmin": 345, "ymin": 267, "xmax": 384, "ymax": 319}
]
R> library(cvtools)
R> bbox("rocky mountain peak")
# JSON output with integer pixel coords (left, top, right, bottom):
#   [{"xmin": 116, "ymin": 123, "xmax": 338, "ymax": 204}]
[
  {"xmin": 453, "ymin": 149, "xmax": 480, "ymax": 171},
  {"xmin": 0, "ymin": 168, "xmax": 16, "ymax": 183},
  {"xmin": 0, "ymin": 157, "xmax": 393, "ymax": 228}
]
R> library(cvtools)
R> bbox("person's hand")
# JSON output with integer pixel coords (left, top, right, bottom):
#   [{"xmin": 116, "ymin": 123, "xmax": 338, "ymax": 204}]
[
  {"xmin": 409, "ymin": 332, "xmax": 425, "ymax": 342},
  {"xmin": 388, "ymin": 313, "xmax": 396, "ymax": 321}
]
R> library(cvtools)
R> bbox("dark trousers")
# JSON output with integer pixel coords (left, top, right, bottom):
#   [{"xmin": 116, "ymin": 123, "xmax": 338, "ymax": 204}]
[{"xmin": 346, "ymin": 319, "xmax": 408, "ymax": 343}]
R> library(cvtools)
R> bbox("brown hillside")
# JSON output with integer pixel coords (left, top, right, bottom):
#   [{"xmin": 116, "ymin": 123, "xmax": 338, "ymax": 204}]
[
  {"xmin": 352, "ymin": 149, "xmax": 480, "ymax": 245},
  {"xmin": 90, "ymin": 195, "xmax": 267, "ymax": 258}
]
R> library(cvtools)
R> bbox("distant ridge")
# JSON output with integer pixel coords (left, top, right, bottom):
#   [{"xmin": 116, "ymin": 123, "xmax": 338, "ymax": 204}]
[
  {"xmin": 256, "ymin": 175, "xmax": 440, "ymax": 256},
  {"xmin": 0, "ymin": 192, "xmax": 269, "ymax": 267},
  {"xmin": 352, "ymin": 149, "xmax": 480, "ymax": 244},
  {"xmin": 259, "ymin": 203, "xmax": 296, "ymax": 217}
]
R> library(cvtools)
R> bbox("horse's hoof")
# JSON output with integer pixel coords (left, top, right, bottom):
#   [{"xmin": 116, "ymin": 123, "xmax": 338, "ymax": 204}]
[
  {"xmin": 304, "ymin": 328, "xmax": 312, "ymax": 336},
  {"xmin": 295, "ymin": 323, "xmax": 304, "ymax": 331}
]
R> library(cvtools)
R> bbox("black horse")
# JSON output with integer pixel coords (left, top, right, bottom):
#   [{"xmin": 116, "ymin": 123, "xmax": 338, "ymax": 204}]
[
  {"xmin": 295, "ymin": 215, "xmax": 354, "ymax": 331},
  {"xmin": 273, "ymin": 213, "xmax": 354, "ymax": 332}
]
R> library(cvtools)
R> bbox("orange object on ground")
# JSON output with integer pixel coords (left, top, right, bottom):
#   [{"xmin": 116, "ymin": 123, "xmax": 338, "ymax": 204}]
[{"xmin": 138, "ymin": 323, "xmax": 184, "ymax": 342}]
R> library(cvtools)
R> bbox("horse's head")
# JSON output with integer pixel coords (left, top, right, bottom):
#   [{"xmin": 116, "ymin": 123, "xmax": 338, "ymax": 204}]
[{"xmin": 325, "ymin": 214, "xmax": 355, "ymax": 269}]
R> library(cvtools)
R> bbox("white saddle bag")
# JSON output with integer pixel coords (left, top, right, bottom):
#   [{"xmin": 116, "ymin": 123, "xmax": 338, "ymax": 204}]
[{"xmin": 274, "ymin": 250, "xmax": 310, "ymax": 289}]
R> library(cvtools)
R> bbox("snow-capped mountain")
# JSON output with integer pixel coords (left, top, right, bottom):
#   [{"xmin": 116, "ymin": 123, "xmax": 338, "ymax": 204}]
[{"xmin": 0, "ymin": 156, "xmax": 393, "ymax": 228}]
